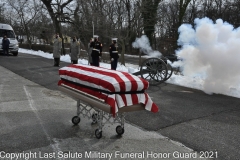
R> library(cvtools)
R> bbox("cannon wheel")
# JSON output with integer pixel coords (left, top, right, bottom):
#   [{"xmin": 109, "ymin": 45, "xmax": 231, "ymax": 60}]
[
  {"xmin": 165, "ymin": 63, "xmax": 173, "ymax": 80},
  {"xmin": 140, "ymin": 58, "xmax": 168, "ymax": 85},
  {"xmin": 161, "ymin": 57, "xmax": 173, "ymax": 81}
]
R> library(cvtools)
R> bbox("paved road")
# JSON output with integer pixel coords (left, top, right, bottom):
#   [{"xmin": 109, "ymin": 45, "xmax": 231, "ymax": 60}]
[
  {"xmin": 0, "ymin": 53, "xmax": 240, "ymax": 160},
  {"xmin": 1, "ymin": 62, "xmax": 201, "ymax": 160},
  {"xmin": 124, "ymin": 55, "xmax": 142, "ymax": 65}
]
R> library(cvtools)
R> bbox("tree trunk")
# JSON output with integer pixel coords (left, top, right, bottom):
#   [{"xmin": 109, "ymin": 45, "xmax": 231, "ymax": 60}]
[
  {"xmin": 41, "ymin": 0, "xmax": 67, "ymax": 55},
  {"xmin": 142, "ymin": 0, "xmax": 163, "ymax": 46},
  {"xmin": 120, "ymin": 40, "xmax": 126, "ymax": 66},
  {"xmin": 175, "ymin": 0, "xmax": 191, "ymax": 49}
]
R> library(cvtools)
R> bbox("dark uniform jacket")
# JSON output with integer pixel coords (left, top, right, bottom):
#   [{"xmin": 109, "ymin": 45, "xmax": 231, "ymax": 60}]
[
  {"xmin": 109, "ymin": 43, "xmax": 119, "ymax": 59},
  {"xmin": 2, "ymin": 38, "xmax": 10, "ymax": 49},
  {"xmin": 90, "ymin": 41, "xmax": 102, "ymax": 57}
]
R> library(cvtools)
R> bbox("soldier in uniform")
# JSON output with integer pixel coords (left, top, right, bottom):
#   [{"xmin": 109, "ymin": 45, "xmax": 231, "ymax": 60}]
[
  {"xmin": 70, "ymin": 36, "xmax": 80, "ymax": 64},
  {"xmin": 90, "ymin": 35, "xmax": 102, "ymax": 67},
  {"xmin": 109, "ymin": 38, "xmax": 119, "ymax": 70},
  {"xmin": 53, "ymin": 33, "xmax": 62, "ymax": 67}
]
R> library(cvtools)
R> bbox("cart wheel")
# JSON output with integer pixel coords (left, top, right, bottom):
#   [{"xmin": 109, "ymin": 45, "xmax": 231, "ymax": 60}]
[
  {"xmin": 72, "ymin": 116, "xmax": 80, "ymax": 125},
  {"xmin": 95, "ymin": 129, "xmax": 102, "ymax": 139},
  {"xmin": 92, "ymin": 113, "xmax": 98, "ymax": 124},
  {"xmin": 116, "ymin": 125, "xmax": 125, "ymax": 135}
]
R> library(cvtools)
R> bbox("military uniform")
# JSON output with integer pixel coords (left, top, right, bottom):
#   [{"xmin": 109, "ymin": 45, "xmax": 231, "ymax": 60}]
[
  {"xmin": 109, "ymin": 40, "xmax": 119, "ymax": 70},
  {"xmin": 90, "ymin": 38, "xmax": 102, "ymax": 67}
]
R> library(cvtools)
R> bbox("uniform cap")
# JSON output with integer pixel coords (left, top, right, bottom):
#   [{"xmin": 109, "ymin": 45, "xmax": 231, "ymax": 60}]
[
  {"xmin": 112, "ymin": 38, "xmax": 117, "ymax": 41},
  {"xmin": 93, "ymin": 35, "xmax": 99, "ymax": 38}
]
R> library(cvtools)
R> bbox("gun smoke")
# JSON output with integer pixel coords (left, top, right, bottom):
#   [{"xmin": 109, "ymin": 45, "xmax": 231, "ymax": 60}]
[
  {"xmin": 174, "ymin": 17, "xmax": 240, "ymax": 96},
  {"xmin": 132, "ymin": 35, "xmax": 162, "ymax": 57}
]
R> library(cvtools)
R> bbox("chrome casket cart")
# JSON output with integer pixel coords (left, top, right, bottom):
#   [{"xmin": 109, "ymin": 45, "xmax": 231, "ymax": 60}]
[{"xmin": 59, "ymin": 84, "xmax": 145, "ymax": 139}]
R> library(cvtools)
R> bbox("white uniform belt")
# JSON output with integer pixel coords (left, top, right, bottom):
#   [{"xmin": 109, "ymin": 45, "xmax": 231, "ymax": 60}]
[
  {"xmin": 112, "ymin": 51, "xmax": 118, "ymax": 53},
  {"xmin": 93, "ymin": 49, "xmax": 100, "ymax": 52}
]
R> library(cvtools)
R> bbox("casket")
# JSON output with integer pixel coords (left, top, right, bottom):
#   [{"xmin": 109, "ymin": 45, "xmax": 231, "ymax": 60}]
[{"xmin": 58, "ymin": 64, "xmax": 158, "ymax": 116}]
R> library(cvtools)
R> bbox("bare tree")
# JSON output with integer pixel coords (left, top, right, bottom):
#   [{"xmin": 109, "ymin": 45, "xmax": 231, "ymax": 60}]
[
  {"xmin": 72, "ymin": 0, "xmax": 109, "ymax": 45},
  {"xmin": 41, "ymin": 0, "xmax": 75, "ymax": 54},
  {"xmin": 102, "ymin": 0, "xmax": 141, "ymax": 65},
  {"xmin": 0, "ymin": 2, "xmax": 7, "ymax": 23},
  {"xmin": 6, "ymin": 0, "xmax": 42, "ymax": 48},
  {"xmin": 3, "ymin": 0, "xmax": 240, "ymax": 60},
  {"xmin": 38, "ymin": 9, "xmax": 54, "ymax": 44},
  {"xmin": 71, "ymin": 0, "xmax": 144, "ymax": 65},
  {"xmin": 226, "ymin": 0, "xmax": 240, "ymax": 27},
  {"xmin": 141, "ymin": 0, "xmax": 163, "ymax": 46}
]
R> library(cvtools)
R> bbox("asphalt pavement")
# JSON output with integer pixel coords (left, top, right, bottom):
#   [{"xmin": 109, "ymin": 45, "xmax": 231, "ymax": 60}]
[
  {"xmin": 0, "ymin": 52, "xmax": 240, "ymax": 160},
  {"xmin": 0, "ymin": 54, "xmax": 209, "ymax": 160}
]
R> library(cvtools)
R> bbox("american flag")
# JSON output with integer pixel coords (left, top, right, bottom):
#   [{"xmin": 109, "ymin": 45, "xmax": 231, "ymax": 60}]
[{"xmin": 58, "ymin": 64, "xmax": 159, "ymax": 116}]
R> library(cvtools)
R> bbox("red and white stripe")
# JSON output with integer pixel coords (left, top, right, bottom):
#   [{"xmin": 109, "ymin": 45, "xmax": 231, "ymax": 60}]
[
  {"xmin": 114, "ymin": 93, "xmax": 157, "ymax": 111},
  {"xmin": 59, "ymin": 64, "xmax": 149, "ymax": 93},
  {"xmin": 58, "ymin": 64, "xmax": 158, "ymax": 116}
]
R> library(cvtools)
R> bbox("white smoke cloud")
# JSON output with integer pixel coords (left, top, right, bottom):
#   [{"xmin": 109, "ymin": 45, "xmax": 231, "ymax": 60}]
[
  {"xmin": 174, "ymin": 17, "xmax": 240, "ymax": 95},
  {"xmin": 132, "ymin": 35, "xmax": 162, "ymax": 57}
]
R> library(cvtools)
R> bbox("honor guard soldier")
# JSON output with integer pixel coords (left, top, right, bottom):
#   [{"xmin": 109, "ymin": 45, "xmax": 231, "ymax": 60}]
[
  {"xmin": 90, "ymin": 35, "xmax": 102, "ymax": 67},
  {"xmin": 109, "ymin": 38, "xmax": 119, "ymax": 70}
]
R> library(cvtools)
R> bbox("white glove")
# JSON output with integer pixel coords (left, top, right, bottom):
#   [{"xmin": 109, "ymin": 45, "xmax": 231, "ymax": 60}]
[{"xmin": 111, "ymin": 58, "xmax": 114, "ymax": 61}]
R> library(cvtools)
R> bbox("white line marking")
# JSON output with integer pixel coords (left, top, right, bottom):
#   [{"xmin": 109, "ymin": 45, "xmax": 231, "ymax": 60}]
[{"xmin": 23, "ymin": 86, "xmax": 63, "ymax": 159}]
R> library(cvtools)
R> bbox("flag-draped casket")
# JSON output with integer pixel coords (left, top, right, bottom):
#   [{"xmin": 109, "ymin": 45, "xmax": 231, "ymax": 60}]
[{"xmin": 58, "ymin": 64, "xmax": 158, "ymax": 116}]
